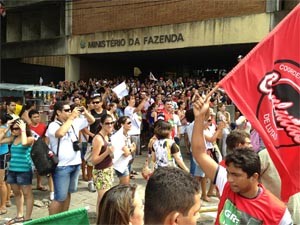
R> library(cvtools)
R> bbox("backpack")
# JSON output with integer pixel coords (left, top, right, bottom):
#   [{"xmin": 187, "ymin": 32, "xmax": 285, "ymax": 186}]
[
  {"xmin": 31, "ymin": 137, "xmax": 59, "ymax": 176},
  {"xmin": 153, "ymin": 139, "xmax": 176, "ymax": 168}
]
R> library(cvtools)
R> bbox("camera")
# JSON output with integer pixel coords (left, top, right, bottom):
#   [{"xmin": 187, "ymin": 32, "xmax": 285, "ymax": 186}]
[
  {"xmin": 79, "ymin": 107, "xmax": 84, "ymax": 113},
  {"xmin": 73, "ymin": 141, "xmax": 82, "ymax": 151}
]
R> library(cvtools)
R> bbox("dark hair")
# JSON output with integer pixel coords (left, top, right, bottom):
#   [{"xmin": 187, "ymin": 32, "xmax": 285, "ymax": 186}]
[
  {"xmin": 50, "ymin": 101, "xmax": 69, "ymax": 121},
  {"xmin": 6, "ymin": 99, "xmax": 17, "ymax": 107},
  {"xmin": 73, "ymin": 95, "xmax": 81, "ymax": 101},
  {"xmin": 226, "ymin": 130, "xmax": 250, "ymax": 153},
  {"xmin": 11, "ymin": 119, "xmax": 32, "ymax": 137},
  {"xmin": 163, "ymin": 99, "xmax": 172, "ymax": 105},
  {"xmin": 144, "ymin": 167, "xmax": 200, "ymax": 224},
  {"xmin": 185, "ymin": 109, "xmax": 194, "ymax": 123},
  {"xmin": 153, "ymin": 120, "xmax": 172, "ymax": 140},
  {"xmin": 0, "ymin": 110, "xmax": 8, "ymax": 124},
  {"xmin": 94, "ymin": 114, "xmax": 113, "ymax": 134},
  {"xmin": 28, "ymin": 109, "xmax": 39, "ymax": 118},
  {"xmin": 177, "ymin": 101, "xmax": 185, "ymax": 109},
  {"xmin": 92, "ymin": 95, "xmax": 102, "ymax": 102},
  {"xmin": 107, "ymin": 102, "xmax": 116, "ymax": 111},
  {"xmin": 19, "ymin": 100, "xmax": 35, "ymax": 117},
  {"xmin": 114, "ymin": 116, "xmax": 130, "ymax": 131},
  {"xmin": 125, "ymin": 94, "xmax": 134, "ymax": 103},
  {"xmin": 225, "ymin": 148, "xmax": 261, "ymax": 178}
]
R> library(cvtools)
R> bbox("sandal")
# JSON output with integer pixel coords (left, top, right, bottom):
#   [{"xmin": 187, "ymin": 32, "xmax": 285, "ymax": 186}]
[
  {"xmin": 5, "ymin": 216, "xmax": 25, "ymax": 225},
  {"xmin": 0, "ymin": 208, "xmax": 7, "ymax": 215},
  {"xmin": 207, "ymin": 193, "xmax": 217, "ymax": 197},
  {"xmin": 131, "ymin": 170, "xmax": 138, "ymax": 175},
  {"xmin": 37, "ymin": 186, "xmax": 48, "ymax": 191}
]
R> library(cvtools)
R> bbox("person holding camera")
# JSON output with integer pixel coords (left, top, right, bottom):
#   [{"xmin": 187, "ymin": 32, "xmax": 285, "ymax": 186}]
[{"xmin": 46, "ymin": 101, "xmax": 95, "ymax": 215}]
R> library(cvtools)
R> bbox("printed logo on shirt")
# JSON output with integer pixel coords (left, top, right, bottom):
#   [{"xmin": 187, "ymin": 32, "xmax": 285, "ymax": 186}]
[{"xmin": 219, "ymin": 199, "xmax": 262, "ymax": 225}]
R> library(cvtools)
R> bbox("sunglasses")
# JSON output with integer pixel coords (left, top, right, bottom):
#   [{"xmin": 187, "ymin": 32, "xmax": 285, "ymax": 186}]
[
  {"xmin": 11, "ymin": 127, "xmax": 20, "ymax": 131},
  {"xmin": 93, "ymin": 101, "xmax": 100, "ymax": 104},
  {"xmin": 104, "ymin": 122, "xmax": 115, "ymax": 126},
  {"xmin": 63, "ymin": 109, "xmax": 71, "ymax": 112},
  {"xmin": 126, "ymin": 121, "xmax": 132, "ymax": 125}
]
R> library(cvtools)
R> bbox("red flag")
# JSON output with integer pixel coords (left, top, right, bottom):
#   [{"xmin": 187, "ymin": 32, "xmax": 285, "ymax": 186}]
[{"xmin": 219, "ymin": 4, "xmax": 300, "ymax": 202}]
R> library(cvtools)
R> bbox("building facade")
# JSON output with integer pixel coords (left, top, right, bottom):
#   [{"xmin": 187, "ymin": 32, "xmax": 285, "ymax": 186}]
[{"xmin": 1, "ymin": 0, "xmax": 298, "ymax": 83}]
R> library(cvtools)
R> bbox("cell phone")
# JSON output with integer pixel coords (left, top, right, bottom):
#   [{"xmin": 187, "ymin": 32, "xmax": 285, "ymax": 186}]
[{"xmin": 79, "ymin": 107, "xmax": 84, "ymax": 113}]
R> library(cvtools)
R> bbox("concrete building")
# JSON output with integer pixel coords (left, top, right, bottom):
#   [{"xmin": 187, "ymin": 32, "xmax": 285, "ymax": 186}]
[{"xmin": 1, "ymin": 0, "xmax": 298, "ymax": 84}]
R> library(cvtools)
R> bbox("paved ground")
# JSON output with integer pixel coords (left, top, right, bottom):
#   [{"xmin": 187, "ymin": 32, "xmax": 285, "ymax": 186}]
[{"xmin": 0, "ymin": 149, "xmax": 218, "ymax": 225}]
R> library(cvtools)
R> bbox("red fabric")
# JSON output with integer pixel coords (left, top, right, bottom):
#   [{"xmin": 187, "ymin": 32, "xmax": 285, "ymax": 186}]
[
  {"xmin": 219, "ymin": 5, "xmax": 300, "ymax": 202},
  {"xmin": 161, "ymin": 109, "xmax": 176, "ymax": 138},
  {"xmin": 30, "ymin": 123, "xmax": 47, "ymax": 137},
  {"xmin": 216, "ymin": 183, "xmax": 286, "ymax": 224}
]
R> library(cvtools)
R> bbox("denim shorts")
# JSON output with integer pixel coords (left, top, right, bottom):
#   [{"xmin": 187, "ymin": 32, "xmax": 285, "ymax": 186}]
[
  {"xmin": 6, "ymin": 170, "xmax": 33, "ymax": 185},
  {"xmin": 52, "ymin": 164, "xmax": 81, "ymax": 201},
  {"xmin": 192, "ymin": 158, "xmax": 205, "ymax": 178},
  {"xmin": 114, "ymin": 167, "xmax": 130, "ymax": 178}
]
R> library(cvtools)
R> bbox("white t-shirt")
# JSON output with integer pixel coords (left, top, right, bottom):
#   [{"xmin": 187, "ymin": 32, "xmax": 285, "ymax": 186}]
[
  {"xmin": 124, "ymin": 106, "xmax": 141, "ymax": 135},
  {"xmin": 186, "ymin": 122, "xmax": 194, "ymax": 152},
  {"xmin": 172, "ymin": 113, "xmax": 181, "ymax": 138},
  {"xmin": 204, "ymin": 127, "xmax": 214, "ymax": 149},
  {"xmin": 46, "ymin": 118, "xmax": 88, "ymax": 167}
]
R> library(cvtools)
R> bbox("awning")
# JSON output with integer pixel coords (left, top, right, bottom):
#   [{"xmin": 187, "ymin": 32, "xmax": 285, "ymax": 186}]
[{"xmin": 0, "ymin": 83, "xmax": 61, "ymax": 93}]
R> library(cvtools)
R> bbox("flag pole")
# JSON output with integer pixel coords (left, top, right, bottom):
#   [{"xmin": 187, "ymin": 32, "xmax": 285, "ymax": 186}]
[{"xmin": 205, "ymin": 84, "xmax": 220, "ymax": 101}]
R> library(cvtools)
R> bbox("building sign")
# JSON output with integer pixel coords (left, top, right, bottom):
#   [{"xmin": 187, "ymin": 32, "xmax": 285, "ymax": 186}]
[{"xmin": 82, "ymin": 33, "xmax": 184, "ymax": 49}]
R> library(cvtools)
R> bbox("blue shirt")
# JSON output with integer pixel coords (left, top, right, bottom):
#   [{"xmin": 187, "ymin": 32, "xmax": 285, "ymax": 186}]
[{"xmin": 0, "ymin": 125, "xmax": 10, "ymax": 155}]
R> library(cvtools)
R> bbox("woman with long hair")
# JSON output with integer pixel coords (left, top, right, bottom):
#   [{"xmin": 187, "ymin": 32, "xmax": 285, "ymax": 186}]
[
  {"xmin": 152, "ymin": 120, "xmax": 189, "ymax": 172},
  {"xmin": 97, "ymin": 184, "xmax": 144, "ymax": 225},
  {"xmin": 112, "ymin": 116, "xmax": 136, "ymax": 185},
  {"xmin": 216, "ymin": 103, "xmax": 231, "ymax": 156},
  {"xmin": 107, "ymin": 102, "xmax": 118, "ymax": 123},
  {"xmin": 91, "ymin": 114, "xmax": 115, "ymax": 214},
  {"xmin": 177, "ymin": 101, "xmax": 189, "ymax": 153},
  {"xmin": 0, "ymin": 119, "xmax": 34, "ymax": 224}
]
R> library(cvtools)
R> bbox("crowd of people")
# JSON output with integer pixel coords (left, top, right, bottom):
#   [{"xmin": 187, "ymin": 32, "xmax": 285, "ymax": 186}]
[{"xmin": 0, "ymin": 74, "xmax": 299, "ymax": 225}]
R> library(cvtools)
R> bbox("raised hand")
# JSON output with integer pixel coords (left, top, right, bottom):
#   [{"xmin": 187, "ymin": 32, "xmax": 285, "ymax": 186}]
[
  {"xmin": 16, "ymin": 119, "xmax": 26, "ymax": 132},
  {"xmin": 192, "ymin": 93, "xmax": 210, "ymax": 118}
]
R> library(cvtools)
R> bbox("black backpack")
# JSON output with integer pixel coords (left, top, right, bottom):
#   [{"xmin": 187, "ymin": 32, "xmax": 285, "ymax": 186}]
[{"xmin": 31, "ymin": 137, "xmax": 59, "ymax": 176}]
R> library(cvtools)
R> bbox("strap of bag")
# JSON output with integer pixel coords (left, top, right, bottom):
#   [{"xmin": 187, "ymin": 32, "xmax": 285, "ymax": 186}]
[
  {"xmin": 71, "ymin": 125, "xmax": 79, "ymax": 141},
  {"xmin": 57, "ymin": 138, "xmax": 61, "ymax": 157},
  {"xmin": 55, "ymin": 121, "xmax": 63, "ymax": 157}
]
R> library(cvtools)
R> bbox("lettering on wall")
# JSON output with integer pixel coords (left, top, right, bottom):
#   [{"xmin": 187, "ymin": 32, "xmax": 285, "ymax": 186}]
[{"xmin": 81, "ymin": 33, "xmax": 184, "ymax": 49}]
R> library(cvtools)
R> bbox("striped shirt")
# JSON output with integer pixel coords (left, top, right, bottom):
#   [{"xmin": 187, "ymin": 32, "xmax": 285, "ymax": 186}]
[{"xmin": 9, "ymin": 143, "xmax": 32, "ymax": 172}]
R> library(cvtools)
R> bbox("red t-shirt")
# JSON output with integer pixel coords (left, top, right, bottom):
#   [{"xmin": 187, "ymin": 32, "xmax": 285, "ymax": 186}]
[
  {"xmin": 30, "ymin": 123, "xmax": 47, "ymax": 140},
  {"xmin": 215, "ymin": 167, "xmax": 289, "ymax": 225}
]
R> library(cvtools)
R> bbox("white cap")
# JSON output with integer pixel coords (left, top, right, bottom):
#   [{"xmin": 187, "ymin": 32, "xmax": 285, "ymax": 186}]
[{"xmin": 236, "ymin": 116, "xmax": 246, "ymax": 125}]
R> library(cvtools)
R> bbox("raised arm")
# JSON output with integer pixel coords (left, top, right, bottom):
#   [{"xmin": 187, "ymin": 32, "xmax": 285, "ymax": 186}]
[
  {"xmin": 17, "ymin": 120, "xmax": 34, "ymax": 146},
  {"xmin": 191, "ymin": 96, "xmax": 218, "ymax": 181}
]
